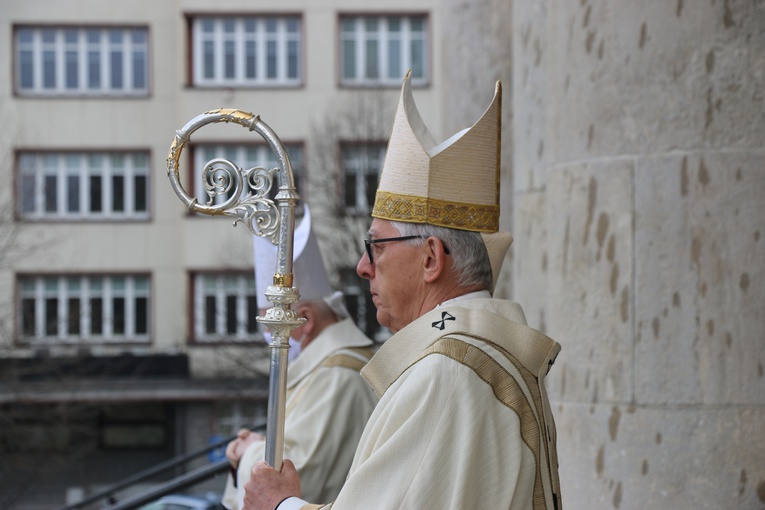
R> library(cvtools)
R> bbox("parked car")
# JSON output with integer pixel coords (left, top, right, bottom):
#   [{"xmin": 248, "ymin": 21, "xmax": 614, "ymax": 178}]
[{"xmin": 138, "ymin": 493, "xmax": 224, "ymax": 510}]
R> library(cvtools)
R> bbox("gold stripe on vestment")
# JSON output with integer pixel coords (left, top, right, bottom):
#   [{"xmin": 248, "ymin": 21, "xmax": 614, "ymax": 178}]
[
  {"xmin": 320, "ymin": 353, "xmax": 370, "ymax": 372},
  {"xmin": 286, "ymin": 349, "xmax": 372, "ymax": 415},
  {"xmin": 413, "ymin": 337, "xmax": 549, "ymax": 510},
  {"xmin": 481, "ymin": 337, "xmax": 562, "ymax": 506}
]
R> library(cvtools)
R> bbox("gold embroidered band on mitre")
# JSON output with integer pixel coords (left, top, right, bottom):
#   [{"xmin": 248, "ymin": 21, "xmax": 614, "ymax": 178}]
[{"xmin": 373, "ymin": 190, "xmax": 499, "ymax": 233}]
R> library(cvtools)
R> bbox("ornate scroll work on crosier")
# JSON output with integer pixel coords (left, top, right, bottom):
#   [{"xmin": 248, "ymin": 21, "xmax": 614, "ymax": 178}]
[
  {"xmin": 372, "ymin": 191, "xmax": 499, "ymax": 233},
  {"xmin": 165, "ymin": 108, "xmax": 287, "ymax": 243}
]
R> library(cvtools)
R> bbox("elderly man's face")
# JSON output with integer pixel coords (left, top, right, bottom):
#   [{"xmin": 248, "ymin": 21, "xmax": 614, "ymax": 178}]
[{"xmin": 356, "ymin": 218, "xmax": 424, "ymax": 334}]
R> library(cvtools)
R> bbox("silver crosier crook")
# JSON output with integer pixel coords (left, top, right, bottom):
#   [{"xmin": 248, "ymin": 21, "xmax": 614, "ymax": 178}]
[{"xmin": 166, "ymin": 108, "xmax": 305, "ymax": 470}]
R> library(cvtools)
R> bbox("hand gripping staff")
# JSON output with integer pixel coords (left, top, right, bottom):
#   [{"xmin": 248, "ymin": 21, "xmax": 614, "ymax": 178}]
[{"xmin": 166, "ymin": 109, "xmax": 305, "ymax": 470}]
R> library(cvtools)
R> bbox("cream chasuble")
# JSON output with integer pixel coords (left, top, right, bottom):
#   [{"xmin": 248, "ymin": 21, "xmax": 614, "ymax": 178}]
[
  {"xmin": 289, "ymin": 298, "xmax": 562, "ymax": 510},
  {"xmin": 222, "ymin": 318, "xmax": 378, "ymax": 509}
]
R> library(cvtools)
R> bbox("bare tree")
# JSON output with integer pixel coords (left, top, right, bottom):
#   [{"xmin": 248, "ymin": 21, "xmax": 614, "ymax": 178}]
[
  {"xmin": 306, "ymin": 90, "xmax": 396, "ymax": 269},
  {"xmin": 0, "ymin": 202, "xmax": 19, "ymax": 346},
  {"xmin": 303, "ymin": 90, "xmax": 396, "ymax": 340}
]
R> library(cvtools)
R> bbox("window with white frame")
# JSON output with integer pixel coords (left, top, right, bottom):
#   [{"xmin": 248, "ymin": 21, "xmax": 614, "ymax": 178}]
[
  {"xmin": 191, "ymin": 15, "xmax": 301, "ymax": 87},
  {"xmin": 215, "ymin": 401, "xmax": 267, "ymax": 437},
  {"xmin": 339, "ymin": 15, "xmax": 428, "ymax": 86},
  {"xmin": 341, "ymin": 142, "xmax": 386, "ymax": 214},
  {"xmin": 191, "ymin": 144, "xmax": 303, "ymax": 210},
  {"xmin": 192, "ymin": 272, "xmax": 261, "ymax": 342},
  {"xmin": 15, "ymin": 26, "xmax": 149, "ymax": 96},
  {"xmin": 18, "ymin": 274, "xmax": 150, "ymax": 343},
  {"xmin": 17, "ymin": 151, "xmax": 150, "ymax": 221}
]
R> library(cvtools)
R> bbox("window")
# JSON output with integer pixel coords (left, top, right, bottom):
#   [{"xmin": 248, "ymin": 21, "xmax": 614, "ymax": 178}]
[
  {"xmin": 191, "ymin": 15, "xmax": 301, "ymax": 87},
  {"xmin": 15, "ymin": 26, "xmax": 149, "ymax": 96},
  {"xmin": 191, "ymin": 143, "xmax": 303, "ymax": 210},
  {"xmin": 340, "ymin": 15, "xmax": 428, "ymax": 86},
  {"xmin": 215, "ymin": 401, "xmax": 267, "ymax": 437},
  {"xmin": 100, "ymin": 403, "xmax": 169, "ymax": 449},
  {"xmin": 17, "ymin": 151, "xmax": 150, "ymax": 220},
  {"xmin": 18, "ymin": 275, "xmax": 150, "ymax": 343},
  {"xmin": 341, "ymin": 142, "xmax": 386, "ymax": 214},
  {"xmin": 192, "ymin": 272, "xmax": 261, "ymax": 342}
]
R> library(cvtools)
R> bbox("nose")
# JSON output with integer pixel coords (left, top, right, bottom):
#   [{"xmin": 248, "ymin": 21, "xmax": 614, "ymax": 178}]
[{"xmin": 356, "ymin": 251, "xmax": 373, "ymax": 280}]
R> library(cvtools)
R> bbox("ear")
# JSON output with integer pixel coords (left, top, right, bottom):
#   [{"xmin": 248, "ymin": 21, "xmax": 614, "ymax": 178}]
[
  {"xmin": 297, "ymin": 304, "xmax": 315, "ymax": 337},
  {"xmin": 422, "ymin": 237, "xmax": 448, "ymax": 284}
]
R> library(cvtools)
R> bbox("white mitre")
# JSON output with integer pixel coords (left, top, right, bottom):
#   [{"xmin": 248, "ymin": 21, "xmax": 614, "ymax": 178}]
[
  {"xmin": 254, "ymin": 205, "xmax": 347, "ymax": 319},
  {"xmin": 373, "ymin": 71, "xmax": 513, "ymax": 292}
]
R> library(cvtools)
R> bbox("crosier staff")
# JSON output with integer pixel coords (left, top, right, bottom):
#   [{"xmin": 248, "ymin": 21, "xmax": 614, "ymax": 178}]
[{"xmin": 166, "ymin": 109, "xmax": 304, "ymax": 470}]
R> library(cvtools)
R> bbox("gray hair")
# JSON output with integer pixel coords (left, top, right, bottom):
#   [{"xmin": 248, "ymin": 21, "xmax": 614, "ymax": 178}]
[{"xmin": 391, "ymin": 221, "xmax": 493, "ymax": 291}]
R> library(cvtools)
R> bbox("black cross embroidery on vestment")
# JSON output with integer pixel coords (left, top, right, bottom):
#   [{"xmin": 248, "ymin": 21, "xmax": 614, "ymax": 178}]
[{"xmin": 432, "ymin": 311, "xmax": 456, "ymax": 330}]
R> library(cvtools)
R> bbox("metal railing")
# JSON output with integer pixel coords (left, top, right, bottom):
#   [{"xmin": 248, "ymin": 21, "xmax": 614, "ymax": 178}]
[
  {"xmin": 57, "ymin": 421, "xmax": 266, "ymax": 510},
  {"xmin": 99, "ymin": 460, "xmax": 230, "ymax": 510}
]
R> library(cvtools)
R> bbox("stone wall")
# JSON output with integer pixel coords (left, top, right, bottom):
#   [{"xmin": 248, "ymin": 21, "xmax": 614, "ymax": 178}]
[
  {"xmin": 440, "ymin": 0, "xmax": 765, "ymax": 507},
  {"xmin": 440, "ymin": 0, "xmax": 515, "ymax": 295},
  {"xmin": 511, "ymin": 1, "xmax": 765, "ymax": 508}
]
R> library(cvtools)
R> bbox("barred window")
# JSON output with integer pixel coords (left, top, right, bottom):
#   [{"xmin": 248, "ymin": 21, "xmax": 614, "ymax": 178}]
[
  {"xmin": 15, "ymin": 26, "xmax": 149, "ymax": 96},
  {"xmin": 192, "ymin": 272, "xmax": 261, "ymax": 342},
  {"xmin": 191, "ymin": 16, "xmax": 301, "ymax": 87},
  {"xmin": 18, "ymin": 275, "xmax": 150, "ymax": 343},
  {"xmin": 341, "ymin": 142, "xmax": 386, "ymax": 215},
  {"xmin": 17, "ymin": 151, "xmax": 149, "ymax": 220},
  {"xmin": 340, "ymin": 15, "xmax": 428, "ymax": 86}
]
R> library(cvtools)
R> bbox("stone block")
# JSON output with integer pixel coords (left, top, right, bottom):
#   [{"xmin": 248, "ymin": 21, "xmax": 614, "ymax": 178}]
[
  {"xmin": 545, "ymin": 1, "xmax": 765, "ymax": 162},
  {"xmin": 512, "ymin": 190, "xmax": 550, "ymax": 333},
  {"xmin": 545, "ymin": 160, "xmax": 634, "ymax": 403},
  {"xmin": 512, "ymin": 0, "xmax": 550, "ymax": 192},
  {"xmin": 635, "ymin": 151, "xmax": 765, "ymax": 405},
  {"xmin": 555, "ymin": 403, "xmax": 765, "ymax": 509}
]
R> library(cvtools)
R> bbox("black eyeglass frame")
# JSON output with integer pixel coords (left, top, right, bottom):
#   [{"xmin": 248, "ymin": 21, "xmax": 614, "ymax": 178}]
[{"xmin": 363, "ymin": 235, "xmax": 450, "ymax": 264}]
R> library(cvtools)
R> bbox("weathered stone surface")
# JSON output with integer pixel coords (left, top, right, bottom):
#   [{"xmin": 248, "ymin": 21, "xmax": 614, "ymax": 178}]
[
  {"xmin": 545, "ymin": 0, "xmax": 765, "ymax": 162},
  {"xmin": 635, "ymin": 151, "xmax": 765, "ymax": 405},
  {"xmin": 545, "ymin": 160, "xmax": 635, "ymax": 404},
  {"xmin": 512, "ymin": 0, "xmax": 550, "ymax": 193},
  {"xmin": 512, "ymin": 1, "xmax": 765, "ymax": 508},
  {"xmin": 512, "ymin": 190, "xmax": 550, "ymax": 334},
  {"xmin": 441, "ymin": 0, "xmax": 516, "ymax": 297},
  {"xmin": 441, "ymin": 0, "xmax": 513, "ymax": 137},
  {"xmin": 555, "ymin": 403, "xmax": 765, "ymax": 510}
]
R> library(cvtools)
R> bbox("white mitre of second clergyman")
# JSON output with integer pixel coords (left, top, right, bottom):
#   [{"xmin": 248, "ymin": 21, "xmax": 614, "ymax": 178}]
[
  {"xmin": 372, "ymin": 70, "xmax": 513, "ymax": 292},
  {"xmin": 253, "ymin": 204, "xmax": 332, "ymax": 309}
]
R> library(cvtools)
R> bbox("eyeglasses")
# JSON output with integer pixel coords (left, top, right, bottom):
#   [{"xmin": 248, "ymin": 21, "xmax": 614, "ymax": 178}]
[
  {"xmin": 363, "ymin": 235, "xmax": 450, "ymax": 264},
  {"xmin": 364, "ymin": 236, "xmax": 420, "ymax": 264}
]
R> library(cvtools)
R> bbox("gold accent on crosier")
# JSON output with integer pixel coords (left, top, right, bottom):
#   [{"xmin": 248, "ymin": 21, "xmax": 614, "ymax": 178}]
[
  {"xmin": 373, "ymin": 190, "xmax": 500, "ymax": 232},
  {"xmin": 273, "ymin": 273, "xmax": 294, "ymax": 287},
  {"xmin": 203, "ymin": 108, "xmax": 256, "ymax": 122}
]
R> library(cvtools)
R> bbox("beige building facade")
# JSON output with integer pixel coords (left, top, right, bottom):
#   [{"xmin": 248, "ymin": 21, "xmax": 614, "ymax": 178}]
[{"xmin": 1, "ymin": 0, "xmax": 444, "ymax": 507}]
